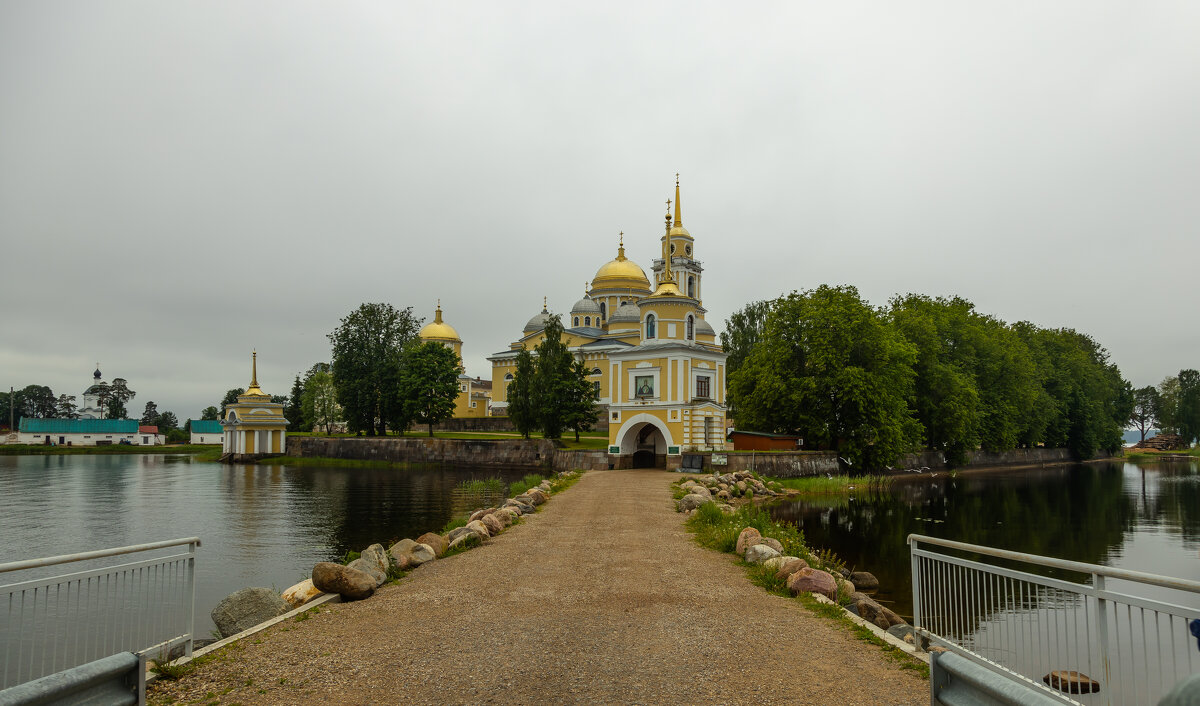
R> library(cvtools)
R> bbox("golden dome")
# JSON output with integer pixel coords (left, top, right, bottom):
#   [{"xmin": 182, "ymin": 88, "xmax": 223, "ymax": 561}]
[
  {"xmin": 593, "ymin": 236, "xmax": 651, "ymax": 291},
  {"xmin": 649, "ymin": 280, "xmax": 685, "ymax": 298},
  {"xmin": 419, "ymin": 303, "xmax": 461, "ymax": 342}
]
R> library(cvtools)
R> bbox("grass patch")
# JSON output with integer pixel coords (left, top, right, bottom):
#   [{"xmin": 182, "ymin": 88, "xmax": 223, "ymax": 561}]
[
  {"xmin": 341, "ymin": 550, "xmax": 360, "ymax": 564},
  {"xmin": 442, "ymin": 533, "xmax": 481, "ymax": 557},
  {"xmin": 456, "ymin": 477, "xmax": 507, "ymax": 495},
  {"xmin": 548, "ymin": 470, "xmax": 582, "ymax": 493},
  {"xmin": 686, "ymin": 501, "xmax": 807, "ymax": 558},
  {"xmin": 509, "ymin": 473, "xmax": 548, "ymax": 497},
  {"xmin": 768, "ymin": 474, "xmax": 892, "ymax": 495},
  {"xmin": 794, "ymin": 593, "xmax": 929, "ymax": 677},
  {"xmin": 440, "ymin": 514, "xmax": 469, "ymax": 534}
]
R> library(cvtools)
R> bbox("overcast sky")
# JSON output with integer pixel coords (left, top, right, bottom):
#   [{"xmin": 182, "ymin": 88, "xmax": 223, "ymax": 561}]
[{"xmin": 2, "ymin": 1, "xmax": 1198, "ymax": 420}]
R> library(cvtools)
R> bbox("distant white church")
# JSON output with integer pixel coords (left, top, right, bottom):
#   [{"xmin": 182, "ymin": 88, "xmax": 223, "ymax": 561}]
[{"xmin": 78, "ymin": 365, "xmax": 107, "ymax": 419}]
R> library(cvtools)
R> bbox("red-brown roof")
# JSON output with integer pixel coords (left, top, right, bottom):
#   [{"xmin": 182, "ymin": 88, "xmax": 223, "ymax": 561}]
[{"xmin": 138, "ymin": 425, "xmax": 158, "ymax": 434}]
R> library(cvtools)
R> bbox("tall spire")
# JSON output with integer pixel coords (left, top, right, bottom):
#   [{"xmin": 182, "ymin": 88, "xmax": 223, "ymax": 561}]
[
  {"xmin": 434, "ymin": 299, "xmax": 443, "ymax": 324},
  {"xmin": 673, "ymin": 173, "xmax": 682, "ymax": 227},
  {"xmin": 663, "ymin": 206, "xmax": 675, "ymax": 284},
  {"xmin": 246, "ymin": 350, "xmax": 265, "ymax": 396}
]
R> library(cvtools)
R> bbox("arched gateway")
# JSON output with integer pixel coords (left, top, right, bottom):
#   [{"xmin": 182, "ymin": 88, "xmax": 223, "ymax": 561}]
[{"xmin": 614, "ymin": 413, "xmax": 674, "ymax": 468}]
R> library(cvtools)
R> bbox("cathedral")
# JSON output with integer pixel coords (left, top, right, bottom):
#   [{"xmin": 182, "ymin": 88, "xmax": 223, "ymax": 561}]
[{"xmin": 487, "ymin": 177, "xmax": 728, "ymax": 467}]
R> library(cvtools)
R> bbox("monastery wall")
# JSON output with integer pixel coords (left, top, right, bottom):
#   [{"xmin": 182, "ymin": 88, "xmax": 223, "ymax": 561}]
[{"xmin": 287, "ymin": 436, "xmax": 559, "ymax": 468}]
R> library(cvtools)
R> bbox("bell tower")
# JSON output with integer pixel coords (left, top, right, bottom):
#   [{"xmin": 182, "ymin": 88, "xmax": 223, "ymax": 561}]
[{"xmin": 652, "ymin": 174, "xmax": 703, "ymax": 301}]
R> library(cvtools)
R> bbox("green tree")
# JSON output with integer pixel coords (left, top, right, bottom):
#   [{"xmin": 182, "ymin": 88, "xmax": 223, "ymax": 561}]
[
  {"xmin": 1177, "ymin": 369, "xmax": 1200, "ymax": 445},
  {"xmin": 1130, "ymin": 386, "xmax": 1160, "ymax": 442},
  {"xmin": 21, "ymin": 385, "xmax": 57, "ymax": 418},
  {"xmin": 328, "ymin": 303, "xmax": 421, "ymax": 436},
  {"xmin": 564, "ymin": 358, "xmax": 598, "ymax": 442},
  {"xmin": 157, "ymin": 411, "xmax": 179, "ymax": 432},
  {"xmin": 721, "ymin": 299, "xmax": 773, "ymax": 382},
  {"xmin": 399, "ymin": 341, "xmax": 461, "ymax": 436},
  {"xmin": 140, "ymin": 401, "xmax": 159, "ymax": 425},
  {"xmin": 0, "ymin": 389, "xmax": 28, "ymax": 429},
  {"xmin": 532, "ymin": 315, "xmax": 576, "ymax": 440},
  {"xmin": 728, "ymin": 285, "xmax": 921, "ymax": 469},
  {"xmin": 507, "ymin": 348, "xmax": 537, "ymax": 439},
  {"xmin": 284, "ymin": 375, "xmax": 304, "ymax": 429},
  {"xmin": 55, "ymin": 394, "xmax": 79, "ymax": 419},
  {"xmin": 200, "ymin": 406, "xmax": 220, "ymax": 421},
  {"xmin": 167, "ymin": 428, "xmax": 189, "ymax": 443},
  {"xmin": 301, "ymin": 371, "xmax": 343, "ymax": 434},
  {"xmin": 106, "ymin": 378, "xmax": 136, "ymax": 413},
  {"xmin": 220, "ymin": 388, "xmax": 245, "ymax": 414}
]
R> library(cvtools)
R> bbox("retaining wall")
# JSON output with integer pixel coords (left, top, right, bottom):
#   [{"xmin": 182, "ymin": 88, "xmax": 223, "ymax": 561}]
[
  {"xmin": 286, "ymin": 436, "xmax": 558, "ymax": 468},
  {"xmin": 665, "ymin": 451, "xmax": 840, "ymax": 477}
]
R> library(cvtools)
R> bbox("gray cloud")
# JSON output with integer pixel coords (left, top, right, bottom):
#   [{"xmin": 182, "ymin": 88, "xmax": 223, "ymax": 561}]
[{"xmin": 2, "ymin": 1, "xmax": 1197, "ymax": 418}]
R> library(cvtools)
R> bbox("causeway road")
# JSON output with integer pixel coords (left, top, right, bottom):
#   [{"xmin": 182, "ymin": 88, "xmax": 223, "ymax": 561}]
[{"xmin": 149, "ymin": 469, "xmax": 927, "ymax": 705}]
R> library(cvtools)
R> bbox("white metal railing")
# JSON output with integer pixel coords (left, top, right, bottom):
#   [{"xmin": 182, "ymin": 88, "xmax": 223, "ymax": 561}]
[
  {"xmin": 909, "ymin": 534, "xmax": 1200, "ymax": 705},
  {"xmin": 0, "ymin": 537, "xmax": 200, "ymax": 689}
]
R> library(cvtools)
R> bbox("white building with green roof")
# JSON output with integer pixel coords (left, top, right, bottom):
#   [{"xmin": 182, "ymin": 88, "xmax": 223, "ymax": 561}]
[{"xmin": 17, "ymin": 418, "xmax": 139, "ymax": 446}]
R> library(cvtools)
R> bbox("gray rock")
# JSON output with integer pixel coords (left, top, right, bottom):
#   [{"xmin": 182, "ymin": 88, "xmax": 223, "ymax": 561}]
[
  {"xmin": 390, "ymin": 539, "xmax": 436, "ymax": 570},
  {"xmin": 359, "ymin": 543, "xmax": 390, "ymax": 576},
  {"xmin": 210, "ymin": 587, "xmax": 290, "ymax": 639},
  {"xmin": 446, "ymin": 527, "xmax": 474, "ymax": 543},
  {"xmin": 745, "ymin": 544, "xmax": 782, "ymax": 565},
  {"xmin": 850, "ymin": 571, "xmax": 880, "ymax": 591},
  {"xmin": 676, "ymin": 493, "xmax": 710, "ymax": 512},
  {"xmin": 347, "ymin": 557, "xmax": 386, "ymax": 586},
  {"xmin": 504, "ymin": 499, "xmax": 534, "ymax": 514},
  {"xmin": 416, "ymin": 532, "xmax": 447, "ymax": 557},
  {"xmin": 735, "ymin": 528, "xmax": 761, "ymax": 555},
  {"xmin": 886, "ymin": 624, "xmax": 916, "ymax": 644},
  {"xmin": 448, "ymin": 532, "xmax": 481, "ymax": 552},
  {"xmin": 752, "ymin": 537, "xmax": 784, "ymax": 553},
  {"xmin": 312, "ymin": 561, "xmax": 375, "ymax": 601},
  {"xmin": 469, "ymin": 508, "xmax": 494, "ymax": 522}
]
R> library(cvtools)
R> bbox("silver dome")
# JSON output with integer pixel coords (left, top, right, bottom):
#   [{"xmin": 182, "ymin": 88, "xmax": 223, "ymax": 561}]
[
  {"xmin": 608, "ymin": 302, "xmax": 642, "ymax": 323},
  {"xmin": 570, "ymin": 296, "xmax": 601, "ymax": 315}
]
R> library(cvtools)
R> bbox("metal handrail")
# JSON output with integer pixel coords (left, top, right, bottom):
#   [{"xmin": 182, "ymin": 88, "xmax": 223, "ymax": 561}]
[
  {"xmin": 907, "ymin": 534, "xmax": 1200, "ymax": 594},
  {"xmin": 0, "ymin": 538, "xmax": 201, "ymax": 575}
]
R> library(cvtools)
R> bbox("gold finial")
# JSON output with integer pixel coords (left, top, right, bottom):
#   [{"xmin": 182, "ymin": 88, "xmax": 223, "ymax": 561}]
[
  {"xmin": 673, "ymin": 174, "xmax": 682, "ymax": 227},
  {"xmin": 543, "ymin": 295, "xmax": 547, "ymax": 312},
  {"xmin": 434, "ymin": 300, "xmax": 443, "ymax": 324},
  {"xmin": 246, "ymin": 349, "xmax": 265, "ymax": 395},
  {"xmin": 617, "ymin": 232, "xmax": 626, "ymax": 260}
]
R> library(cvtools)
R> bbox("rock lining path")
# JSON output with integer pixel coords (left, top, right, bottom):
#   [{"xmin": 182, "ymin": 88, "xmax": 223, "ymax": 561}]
[{"xmin": 149, "ymin": 470, "xmax": 927, "ymax": 705}]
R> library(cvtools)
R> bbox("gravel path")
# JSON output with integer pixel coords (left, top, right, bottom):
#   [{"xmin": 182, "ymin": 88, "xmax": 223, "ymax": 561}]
[{"xmin": 149, "ymin": 470, "xmax": 927, "ymax": 705}]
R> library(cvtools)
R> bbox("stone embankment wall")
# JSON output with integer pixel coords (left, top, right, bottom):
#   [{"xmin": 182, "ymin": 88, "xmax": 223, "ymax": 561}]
[
  {"xmin": 287, "ymin": 436, "xmax": 559, "ymax": 468},
  {"xmin": 666, "ymin": 451, "xmax": 840, "ymax": 477},
  {"xmin": 432, "ymin": 413, "xmax": 608, "ymax": 433},
  {"xmin": 893, "ymin": 447, "xmax": 1109, "ymax": 470}
]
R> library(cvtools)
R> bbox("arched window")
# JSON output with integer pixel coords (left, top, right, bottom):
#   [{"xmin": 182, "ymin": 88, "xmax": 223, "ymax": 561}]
[
  {"xmin": 686, "ymin": 315, "xmax": 694, "ymax": 340},
  {"xmin": 645, "ymin": 314, "xmax": 656, "ymax": 339},
  {"xmin": 573, "ymin": 317, "xmax": 579, "ymax": 327},
  {"xmin": 584, "ymin": 316, "xmax": 591, "ymax": 327},
  {"xmin": 591, "ymin": 367, "xmax": 602, "ymax": 375},
  {"xmin": 620, "ymin": 300, "xmax": 628, "ymax": 307},
  {"xmin": 600, "ymin": 302, "xmax": 606, "ymax": 320},
  {"xmin": 504, "ymin": 373, "xmax": 514, "ymax": 380},
  {"xmin": 688, "ymin": 276, "xmax": 695, "ymax": 298}
]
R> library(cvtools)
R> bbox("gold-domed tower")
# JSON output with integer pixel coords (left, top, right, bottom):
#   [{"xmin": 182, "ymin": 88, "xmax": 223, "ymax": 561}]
[
  {"xmin": 587, "ymin": 233, "xmax": 652, "ymax": 328},
  {"xmin": 653, "ymin": 175, "xmax": 703, "ymax": 300},
  {"xmin": 419, "ymin": 300, "xmax": 463, "ymax": 358}
]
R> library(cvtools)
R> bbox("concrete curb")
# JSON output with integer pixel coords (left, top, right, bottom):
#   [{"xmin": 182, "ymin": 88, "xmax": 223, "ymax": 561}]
[
  {"xmin": 145, "ymin": 592, "xmax": 342, "ymax": 684},
  {"xmin": 810, "ymin": 593, "xmax": 930, "ymax": 664}
]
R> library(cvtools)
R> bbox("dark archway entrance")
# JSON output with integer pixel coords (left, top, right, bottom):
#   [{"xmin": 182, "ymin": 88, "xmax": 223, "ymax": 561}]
[{"xmin": 631, "ymin": 424, "xmax": 665, "ymax": 468}]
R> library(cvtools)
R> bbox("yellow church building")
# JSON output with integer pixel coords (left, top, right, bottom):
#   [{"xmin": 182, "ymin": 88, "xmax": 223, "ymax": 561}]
[
  {"xmin": 222, "ymin": 352, "xmax": 288, "ymax": 456},
  {"xmin": 489, "ymin": 178, "xmax": 728, "ymax": 467},
  {"xmin": 419, "ymin": 302, "xmax": 491, "ymax": 418}
]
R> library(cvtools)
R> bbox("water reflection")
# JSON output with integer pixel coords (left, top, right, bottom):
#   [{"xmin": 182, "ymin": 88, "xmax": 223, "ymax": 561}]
[
  {"xmin": 0, "ymin": 455, "xmax": 530, "ymax": 634},
  {"xmin": 770, "ymin": 461, "xmax": 1200, "ymax": 621}
]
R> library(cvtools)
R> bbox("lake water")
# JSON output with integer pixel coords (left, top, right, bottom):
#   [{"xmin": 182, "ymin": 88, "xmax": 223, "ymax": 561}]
[
  {"xmin": 0, "ymin": 454, "xmax": 528, "ymax": 638},
  {"xmin": 771, "ymin": 460, "xmax": 1200, "ymax": 703}
]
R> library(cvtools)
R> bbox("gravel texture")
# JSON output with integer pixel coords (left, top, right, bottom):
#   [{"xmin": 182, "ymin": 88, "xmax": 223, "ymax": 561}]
[{"xmin": 149, "ymin": 470, "xmax": 927, "ymax": 705}]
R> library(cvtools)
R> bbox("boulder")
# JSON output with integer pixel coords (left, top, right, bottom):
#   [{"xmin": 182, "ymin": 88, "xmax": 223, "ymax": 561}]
[
  {"xmin": 745, "ymin": 544, "xmax": 782, "ymax": 565},
  {"xmin": 281, "ymin": 579, "xmax": 323, "ymax": 608},
  {"xmin": 448, "ymin": 532, "xmax": 481, "ymax": 552},
  {"xmin": 852, "ymin": 593, "xmax": 904, "ymax": 629},
  {"xmin": 480, "ymin": 513, "xmax": 505, "ymax": 536},
  {"xmin": 390, "ymin": 539, "xmax": 436, "ymax": 570},
  {"xmin": 538, "ymin": 480, "xmax": 552, "ymax": 492},
  {"xmin": 835, "ymin": 577, "xmax": 856, "ymax": 599},
  {"xmin": 886, "ymin": 624, "xmax": 917, "ymax": 645},
  {"xmin": 469, "ymin": 508, "xmax": 495, "ymax": 522},
  {"xmin": 312, "ymin": 562, "xmax": 375, "ymax": 601},
  {"xmin": 495, "ymin": 508, "xmax": 520, "ymax": 524},
  {"xmin": 676, "ymin": 493, "xmax": 709, "ymax": 512},
  {"xmin": 688, "ymin": 485, "xmax": 712, "ymax": 501},
  {"xmin": 762, "ymin": 556, "xmax": 787, "ymax": 573},
  {"xmin": 465, "ymin": 520, "xmax": 492, "ymax": 538},
  {"xmin": 347, "ymin": 557, "xmax": 386, "ymax": 586},
  {"xmin": 850, "ymin": 571, "xmax": 880, "ymax": 591},
  {"xmin": 735, "ymin": 480, "xmax": 748, "ymax": 492},
  {"xmin": 735, "ymin": 528, "xmax": 762, "ymax": 555},
  {"xmin": 751, "ymin": 537, "xmax": 784, "ymax": 553},
  {"xmin": 716, "ymin": 489, "xmax": 732, "ymax": 501},
  {"xmin": 787, "ymin": 568, "xmax": 838, "ymax": 600},
  {"xmin": 775, "ymin": 557, "xmax": 809, "ymax": 581},
  {"xmin": 525, "ymin": 489, "xmax": 547, "ymax": 506},
  {"xmin": 359, "ymin": 543, "xmax": 390, "ymax": 576},
  {"xmin": 416, "ymin": 532, "xmax": 448, "ymax": 557},
  {"xmin": 210, "ymin": 587, "xmax": 290, "ymax": 639},
  {"xmin": 491, "ymin": 510, "xmax": 513, "ymax": 528},
  {"xmin": 504, "ymin": 499, "xmax": 534, "ymax": 514},
  {"xmin": 1043, "ymin": 671, "xmax": 1101, "ymax": 695},
  {"xmin": 446, "ymin": 527, "xmax": 474, "ymax": 544}
]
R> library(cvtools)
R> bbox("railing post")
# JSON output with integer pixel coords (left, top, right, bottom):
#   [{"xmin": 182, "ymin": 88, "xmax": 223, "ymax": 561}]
[
  {"xmin": 910, "ymin": 538, "xmax": 923, "ymax": 636},
  {"xmin": 1094, "ymin": 573, "xmax": 1111, "ymax": 706},
  {"xmin": 185, "ymin": 541, "xmax": 197, "ymax": 659}
]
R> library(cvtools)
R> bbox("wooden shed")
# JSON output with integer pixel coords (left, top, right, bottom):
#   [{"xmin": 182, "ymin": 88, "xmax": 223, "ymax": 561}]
[{"xmin": 729, "ymin": 430, "xmax": 802, "ymax": 451}]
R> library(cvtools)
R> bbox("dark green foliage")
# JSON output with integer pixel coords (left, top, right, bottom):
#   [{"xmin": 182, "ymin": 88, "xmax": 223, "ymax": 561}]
[
  {"xmin": 729, "ymin": 285, "xmax": 920, "ymax": 469},
  {"xmin": 506, "ymin": 348, "xmax": 537, "ymax": 439},
  {"xmin": 20, "ymin": 385, "xmax": 57, "ymax": 419},
  {"xmin": 220, "ymin": 388, "xmax": 244, "ymax": 414},
  {"xmin": 399, "ymin": 341, "xmax": 462, "ymax": 436},
  {"xmin": 327, "ymin": 302, "xmax": 422, "ymax": 436},
  {"xmin": 302, "ymin": 371, "xmax": 342, "ymax": 434},
  {"xmin": 140, "ymin": 401, "xmax": 159, "ymax": 425},
  {"xmin": 167, "ymin": 428, "xmax": 189, "ymax": 443},
  {"xmin": 200, "ymin": 405, "xmax": 220, "ymax": 421},
  {"xmin": 532, "ymin": 316, "xmax": 575, "ymax": 439},
  {"xmin": 285, "ymin": 375, "xmax": 304, "ymax": 430},
  {"xmin": 157, "ymin": 411, "xmax": 178, "ymax": 432},
  {"xmin": 55, "ymin": 394, "xmax": 78, "ymax": 419},
  {"xmin": 564, "ymin": 358, "xmax": 598, "ymax": 442},
  {"xmin": 721, "ymin": 299, "xmax": 773, "ymax": 383},
  {"xmin": 727, "ymin": 287, "xmax": 1135, "ymax": 467}
]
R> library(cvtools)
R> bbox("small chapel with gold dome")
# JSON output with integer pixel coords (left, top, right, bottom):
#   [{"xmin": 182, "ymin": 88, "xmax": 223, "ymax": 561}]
[
  {"xmin": 418, "ymin": 301, "xmax": 491, "ymax": 418},
  {"xmin": 489, "ymin": 177, "xmax": 728, "ymax": 467}
]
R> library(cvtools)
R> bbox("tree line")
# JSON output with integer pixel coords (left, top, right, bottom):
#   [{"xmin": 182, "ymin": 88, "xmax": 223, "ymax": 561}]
[
  {"xmin": 505, "ymin": 315, "xmax": 597, "ymax": 441},
  {"xmin": 724, "ymin": 285, "xmax": 1133, "ymax": 469},
  {"xmin": 2, "ymin": 379, "xmax": 137, "ymax": 424},
  {"xmin": 1129, "ymin": 371, "xmax": 1200, "ymax": 444}
]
